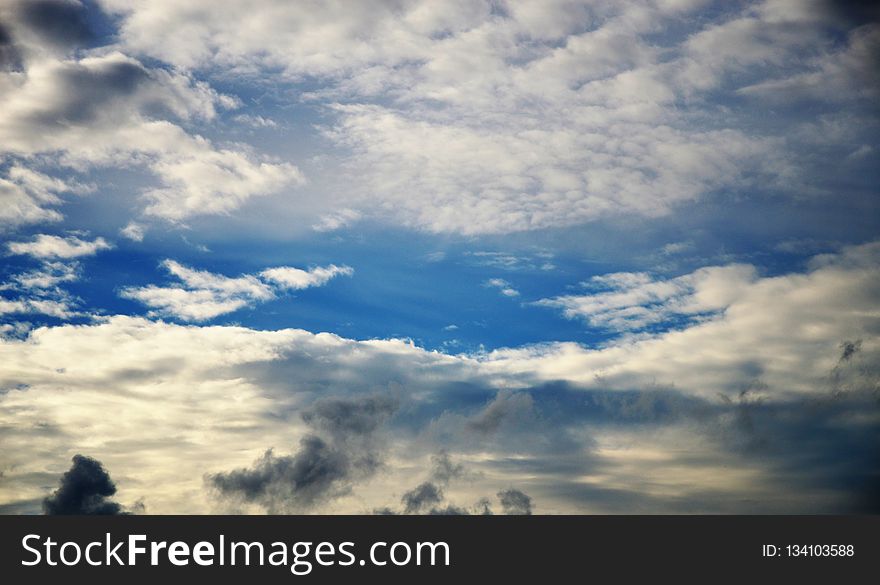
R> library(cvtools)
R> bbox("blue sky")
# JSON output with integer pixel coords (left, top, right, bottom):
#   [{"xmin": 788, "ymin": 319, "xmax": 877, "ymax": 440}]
[{"xmin": 0, "ymin": 0, "xmax": 878, "ymax": 515}]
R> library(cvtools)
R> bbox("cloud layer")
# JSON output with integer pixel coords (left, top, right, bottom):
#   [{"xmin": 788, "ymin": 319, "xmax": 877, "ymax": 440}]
[{"xmin": 1, "ymin": 243, "xmax": 877, "ymax": 514}]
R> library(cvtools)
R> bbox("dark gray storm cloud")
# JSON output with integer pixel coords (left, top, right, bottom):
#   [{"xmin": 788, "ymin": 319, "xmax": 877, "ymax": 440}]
[
  {"xmin": 42, "ymin": 454, "xmax": 125, "ymax": 515},
  {"xmin": 16, "ymin": 0, "xmax": 93, "ymax": 49},
  {"xmin": 0, "ymin": 20, "xmax": 21, "ymax": 70},
  {"xmin": 210, "ymin": 438, "xmax": 350, "ymax": 511},
  {"xmin": 497, "ymin": 488, "xmax": 532, "ymax": 515},
  {"xmin": 208, "ymin": 395, "xmax": 398, "ymax": 512},
  {"xmin": 401, "ymin": 482, "xmax": 444, "ymax": 514}
]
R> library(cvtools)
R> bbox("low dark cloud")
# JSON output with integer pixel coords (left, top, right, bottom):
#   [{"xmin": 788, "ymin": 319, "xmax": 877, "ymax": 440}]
[
  {"xmin": 497, "ymin": 488, "xmax": 532, "ymax": 515},
  {"xmin": 17, "ymin": 0, "xmax": 93, "ymax": 49},
  {"xmin": 0, "ymin": 21, "xmax": 22, "ymax": 70},
  {"xmin": 390, "ymin": 453, "xmax": 535, "ymax": 515},
  {"xmin": 402, "ymin": 482, "xmax": 444, "ymax": 514},
  {"xmin": 210, "ymin": 438, "xmax": 350, "ymax": 512},
  {"xmin": 208, "ymin": 394, "xmax": 398, "ymax": 512},
  {"xmin": 42, "ymin": 454, "xmax": 125, "ymax": 515}
]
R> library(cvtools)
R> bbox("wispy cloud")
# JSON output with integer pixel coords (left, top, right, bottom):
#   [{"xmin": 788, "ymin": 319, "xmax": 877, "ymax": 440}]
[
  {"xmin": 536, "ymin": 264, "xmax": 758, "ymax": 332},
  {"xmin": 484, "ymin": 278, "xmax": 520, "ymax": 298},
  {"xmin": 120, "ymin": 259, "xmax": 353, "ymax": 321},
  {"xmin": 7, "ymin": 234, "xmax": 112, "ymax": 259}
]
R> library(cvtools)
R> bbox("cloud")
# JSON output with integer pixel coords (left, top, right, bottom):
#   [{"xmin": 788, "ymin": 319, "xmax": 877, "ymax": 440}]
[
  {"xmin": 0, "ymin": 3, "xmax": 303, "ymax": 227},
  {"xmin": 401, "ymin": 482, "xmax": 444, "ymax": 514},
  {"xmin": 99, "ymin": 0, "xmax": 875, "ymax": 233},
  {"xmin": 484, "ymin": 278, "xmax": 520, "ymax": 298},
  {"xmin": 488, "ymin": 242, "xmax": 880, "ymax": 400},
  {"xmin": 120, "ymin": 259, "xmax": 351, "ymax": 321},
  {"xmin": 10, "ymin": 261, "xmax": 78, "ymax": 290},
  {"xmin": 119, "ymin": 221, "xmax": 145, "ymax": 242},
  {"xmin": 0, "ymin": 0, "xmax": 870, "ymax": 235},
  {"xmin": 0, "ymin": 297, "xmax": 77, "ymax": 319},
  {"xmin": 15, "ymin": 0, "xmax": 94, "ymax": 50},
  {"xmin": 467, "ymin": 392, "xmax": 535, "ymax": 435},
  {"xmin": 7, "ymin": 234, "xmax": 112, "ymax": 259},
  {"xmin": 497, "ymin": 488, "xmax": 532, "ymax": 515},
  {"xmin": 467, "ymin": 251, "xmax": 556, "ymax": 272},
  {"xmin": 209, "ymin": 395, "xmax": 398, "ymax": 512},
  {"xmin": 0, "ymin": 243, "xmax": 877, "ymax": 514},
  {"xmin": 0, "ymin": 166, "xmax": 86, "ymax": 230},
  {"xmin": 536, "ymin": 264, "xmax": 758, "ymax": 332},
  {"xmin": 0, "ymin": 253, "xmax": 84, "ymax": 320},
  {"xmin": 311, "ymin": 209, "xmax": 362, "ymax": 232},
  {"xmin": 391, "ymin": 455, "xmax": 534, "ymax": 515},
  {"xmin": 42, "ymin": 454, "xmax": 125, "ymax": 515},
  {"xmin": 260, "ymin": 264, "xmax": 353, "ymax": 290}
]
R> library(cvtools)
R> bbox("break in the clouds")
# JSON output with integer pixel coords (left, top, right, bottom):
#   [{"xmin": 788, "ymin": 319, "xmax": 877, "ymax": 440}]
[
  {"xmin": 0, "ymin": 1, "xmax": 878, "ymax": 515},
  {"xmin": 1, "ymin": 244, "xmax": 878, "ymax": 513}
]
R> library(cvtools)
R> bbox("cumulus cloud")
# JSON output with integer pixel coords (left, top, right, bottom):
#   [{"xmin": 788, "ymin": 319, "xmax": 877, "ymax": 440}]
[
  {"xmin": 0, "ymin": 2, "xmax": 303, "ymax": 227},
  {"xmin": 7, "ymin": 234, "xmax": 112, "ymax": 259},
  {"xmin": 120, "ymin": 259, "xmax": 352, "ymax": 321},
  {"xmin": 43, "ymin": 454, "xmax": 125, "ymax": 515}
]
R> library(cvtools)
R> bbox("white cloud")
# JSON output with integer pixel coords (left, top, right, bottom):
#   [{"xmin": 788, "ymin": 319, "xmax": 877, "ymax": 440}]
[
  {"xmin": 120, "ymin": 221, "xmax": 146, "ymax": 242},
  {"xmin": 121, "ymin": 259, "xmax": 353, "ymax": 321},
  {"xmin": 260, "ymin": 264, "xmax": 353, "ymax": 290},
  {"xmin": 7, "ymin": 234, "xmax": 112, "ymax": 259},
  {"xmin": 484, "ymin": 278, "xmax": 520, "ymax": 298},
  {"xmin": 0, "ymin": 38, "xmax": 302, "ymax": 227},
  {"xmin": 12, "ymin": 261, "xmax": 79, "ymax": 290},
  {"xmin": 537, "ymin": 264, "xmax": 758, "ymax": 331},
  {"xmin": 0, "ymin": 166, "xmax": 88, "ymax": 230},
  {"xmin": 91, "ymin": 0, "xmax": 876, "ymax": 233},
  {"xmin": 233, "ymin": 114, "xmax": 277, "ymax": 128},
  {"xmin": 311, "ymin": 209, "xmax": 362, "ymax": 232},
  {"xmin": 489, "ymin": 242, "xmax": 880, "ymax": 400}
]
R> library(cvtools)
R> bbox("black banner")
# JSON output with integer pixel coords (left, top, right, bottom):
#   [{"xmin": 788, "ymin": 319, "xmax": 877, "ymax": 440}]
[{"xmin": 1, "ymin": 515, "xmax": 876, "ymax": 582}]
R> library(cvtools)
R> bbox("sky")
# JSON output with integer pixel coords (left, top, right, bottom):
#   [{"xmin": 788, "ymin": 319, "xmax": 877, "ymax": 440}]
[{"xmin": 0, "ymin": 0, "xmax": 878, "ymax": 515}]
